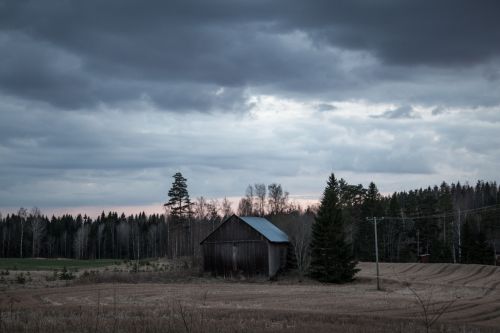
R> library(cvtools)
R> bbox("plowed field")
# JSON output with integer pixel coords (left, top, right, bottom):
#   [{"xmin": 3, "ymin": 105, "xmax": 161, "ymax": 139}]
[{"xmin": 1, "ymin": 262, "xmax": 500, "ymax": 332}]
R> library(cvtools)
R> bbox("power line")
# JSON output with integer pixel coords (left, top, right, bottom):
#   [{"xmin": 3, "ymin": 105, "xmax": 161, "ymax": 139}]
[
  {"xmin": 349, "ymin": 205, "xmax": 500, "ymax": 230},
  {"xmin": 380, "ymin": 203, "xmax": 500, "ymax": 221}
]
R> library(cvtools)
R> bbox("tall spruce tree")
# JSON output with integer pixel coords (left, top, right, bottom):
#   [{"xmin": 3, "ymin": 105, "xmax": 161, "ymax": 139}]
[
  {"xmin": 461, "ymin": 220, "xmax": 495, "ymax": 265},
  {"xmin": 309, "ymin": 173, "xmax": 359, "ymax": 283},
  {"xmin": 355, "ymin": 182, "xmax": 383, "ymax": 260},
  {"xmin": 164, "ymin": 172, "xmax": 192, "ymax": 221}
]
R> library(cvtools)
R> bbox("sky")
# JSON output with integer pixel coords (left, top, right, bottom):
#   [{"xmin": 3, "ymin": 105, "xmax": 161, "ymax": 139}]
[{"xmin": 1, "ymin": 0, "xmax": 500, "ymax": 216}]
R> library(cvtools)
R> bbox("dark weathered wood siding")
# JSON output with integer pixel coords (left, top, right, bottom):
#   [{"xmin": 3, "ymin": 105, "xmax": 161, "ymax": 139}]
[
  {"xmin": 201, "ymin": 215, "xmax": 275, "ymax": 276},
  {"xmin": 202, "ymin": 241, "xmax": 269, "ymax": 276},
  {"xmin": 203, "ymin": 215, "xmax": 267, "ymax": 243},
  {"xmin": 268, "ymin": 243, "xmax": 288, "ymax": 276}
]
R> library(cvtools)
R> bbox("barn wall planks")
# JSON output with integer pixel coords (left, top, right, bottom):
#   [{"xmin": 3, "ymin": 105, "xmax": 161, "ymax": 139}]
[
  {"xmin": 268, "ymin": 243, "xmax": 288, "ymax": 277},
  {"xmin": 203, "ymin": 216, "xmax": 266, "ymax": 243},
  {"xmin": 201, "ymin": 215, "xmax": 288, "ymax": 277},
  {"xmin": 202, "ymin": 241, "xmax": 269, "ymax": 276}
]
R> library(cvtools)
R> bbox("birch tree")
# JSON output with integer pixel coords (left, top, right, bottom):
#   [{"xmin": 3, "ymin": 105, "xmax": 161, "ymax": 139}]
[
  {"xmin": 73, "ymin": 224, "xmax": 89, "ymax": 259},
  {"xmin": 195, "ymin": 196, "xmax": 208, "ymax": 221},
  {"xmin": 221, "ymin": 197, "xmax": 233, "ymax": 219},
  {"xmin": 18, "ymin": 207, "xmax": 27, "ymax": 258},
  {"xmin": 30, "ymin": 207, "xmax": 45, "ymax": 257},
  {"xmin": 268, "ymin": 183, "xmax": 289, "ymax": 215},
  {"xmin": 254, "ymin": 184, "xmax": 266, "ymax": 216}
]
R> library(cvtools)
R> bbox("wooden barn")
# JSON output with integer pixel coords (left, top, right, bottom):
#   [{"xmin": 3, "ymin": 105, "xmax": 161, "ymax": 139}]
[{"xmin": 200, "ymin": 214, "xmax": 289, "ymax": 277}]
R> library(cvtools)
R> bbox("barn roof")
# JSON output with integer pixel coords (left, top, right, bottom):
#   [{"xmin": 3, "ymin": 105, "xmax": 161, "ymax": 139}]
[
  {"xmin": 200, "ymin": 215, "xmax": 289, "ymax": 244},
  {"xmin": 239, "ymin": 216, "xmax": 289, "ymax": 243}
]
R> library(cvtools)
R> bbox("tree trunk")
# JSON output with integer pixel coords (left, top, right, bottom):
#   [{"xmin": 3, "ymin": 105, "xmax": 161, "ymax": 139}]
[{"xmin": 19, "ymin": 221, "xmax": 24, "ymax": 258}]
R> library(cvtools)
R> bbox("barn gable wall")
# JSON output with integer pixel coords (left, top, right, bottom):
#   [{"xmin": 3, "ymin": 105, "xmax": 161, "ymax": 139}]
[
  {"xmin": 268, "ymin": 243, "xmax": 288, "ymax": 277},
  {"xmin": 201, "ymin": 215, "xmax": 288, "ymax": 277},
  {"xmin": 202, "ymin": 241, "xmax": 269, "ymax": 276},
  {"xmin": 203, "ymin": 215, "xmax": 266, "ymax": 243}
]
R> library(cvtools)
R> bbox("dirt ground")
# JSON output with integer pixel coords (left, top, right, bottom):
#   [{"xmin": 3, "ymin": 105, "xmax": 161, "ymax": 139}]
[{"xmin": 1, "ymin": 262, "xmax": 500, "ymax": 332}]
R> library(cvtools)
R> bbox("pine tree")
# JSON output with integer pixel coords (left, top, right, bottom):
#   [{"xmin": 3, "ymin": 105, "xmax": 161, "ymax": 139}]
[
  {"xmin": 164, "ymin": 172, "xmax": 192, "ymax": 221},
  {"xmin": 309, "ymin": 173, "xmax": 359, "ymax": 283}
]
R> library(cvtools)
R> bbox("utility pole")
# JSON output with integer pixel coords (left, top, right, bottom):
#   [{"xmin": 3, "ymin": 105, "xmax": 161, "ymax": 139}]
[{"xmin": 366, "ymin": 217, "xmax": 384, "ymax": 291}]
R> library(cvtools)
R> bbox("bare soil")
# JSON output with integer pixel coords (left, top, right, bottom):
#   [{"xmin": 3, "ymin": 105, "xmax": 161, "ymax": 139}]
[{"xmin": 1, "ymin": 262, "xmax": 500, "ymax": 332}]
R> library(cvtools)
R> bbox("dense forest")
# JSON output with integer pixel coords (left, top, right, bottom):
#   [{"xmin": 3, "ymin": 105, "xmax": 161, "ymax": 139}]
[{"xmin": 0, "ymin": 175, "xmax": 499, "ymax": 269}]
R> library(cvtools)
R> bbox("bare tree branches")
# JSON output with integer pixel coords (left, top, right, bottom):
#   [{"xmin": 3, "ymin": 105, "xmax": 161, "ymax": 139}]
[
  {"xmin": 17, "ymin": 207, "xmax": 27, "ymax": 258},
  {"xmin": 406, "ymin": 284, "xmax": 458, "ymax": 333},
  {"xmin": 30, "ymin": 207, "xmax": 45, "ymax": 258}
]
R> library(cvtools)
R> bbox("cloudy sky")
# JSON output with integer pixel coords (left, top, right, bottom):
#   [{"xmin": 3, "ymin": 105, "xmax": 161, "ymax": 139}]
[{"xmin": 1, "ymin": 0, "xmax": 500, "ymax": 216}]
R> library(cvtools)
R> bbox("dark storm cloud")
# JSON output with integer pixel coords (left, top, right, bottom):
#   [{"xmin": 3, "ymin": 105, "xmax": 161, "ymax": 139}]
[
  {"xmin": 315, "ymin": 103, "xmax": 337, "ymax": 112},
  {"xmin": 4, "ymin": 0, "xmax": 499, "ymax": 65},
  {"xmin": 1, "ymin": 0, "xmax": 500, "ymax": 210},
  {"xmin": 0, "ymin": 0, "xmax": 499, "ymax": 110},
  {"xmin": 431, "ymin": 107, "xmax": 446, "ymax": 116},
  {"xmin": 372, "ymin": 105, "xmax": 418, "ymax": 119},
  {"xmin": 0, "ymin": 30, "xmax": 252, "ymax": 111},
  {"xmin": 277, "ymin": 0, "xmax": 500, "ymax": 67}
]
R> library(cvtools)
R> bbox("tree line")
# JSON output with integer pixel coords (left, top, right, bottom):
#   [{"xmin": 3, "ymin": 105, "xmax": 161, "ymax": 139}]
[
  {"xmin": 348, "ymin": 180, "xmax": 499, "ymax": 265},
  {"xmin": 0, "ymin": 173, "xmax": 498, "ymax": 269},
  {"xmin": 0, "ymin": 210, "xmax": 167, "ymax": 260}
]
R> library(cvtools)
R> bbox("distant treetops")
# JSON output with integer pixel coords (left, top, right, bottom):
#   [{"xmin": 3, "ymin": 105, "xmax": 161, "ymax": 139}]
[{"xmin": 309, "ymin": 173, "xmax": 359, "ymax": 283}]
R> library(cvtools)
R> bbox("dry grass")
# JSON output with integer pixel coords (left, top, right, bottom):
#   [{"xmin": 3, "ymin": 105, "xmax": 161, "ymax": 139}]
[
  {"xmin": 1, "ymin": 262, "xmax": 500, "ymax": 332},
  {"xmin": 1, "ymin": 303, "xmax": 494, "ymax": 333}
]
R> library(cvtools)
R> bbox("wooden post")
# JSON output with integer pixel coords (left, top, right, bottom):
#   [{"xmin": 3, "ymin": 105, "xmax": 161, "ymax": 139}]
[
  {"xmin": 374, "ymin": 217, "xmax": 380, "ymax": 291},
  {"xmin": 367, "ymin": 217, "xmax": 383, "ymax": 291}
]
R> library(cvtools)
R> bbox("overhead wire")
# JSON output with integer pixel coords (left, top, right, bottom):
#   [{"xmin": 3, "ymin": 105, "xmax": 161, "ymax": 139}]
[{"xmin": 379, "ymin": 203, "xmax": 500, "ymax": 221}]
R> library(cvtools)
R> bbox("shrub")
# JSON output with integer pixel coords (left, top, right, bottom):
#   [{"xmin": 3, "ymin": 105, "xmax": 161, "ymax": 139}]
[
  {"xmin": 58, "ymin": 266, "xmax": 75, "ymax": 280},
  {"xmin": 45, "ymin": 270, "xmax": 58, "ymax": 281},
  {"xmin": 16, "ymin": 273, "xmax": 26, "ymax": 284}
]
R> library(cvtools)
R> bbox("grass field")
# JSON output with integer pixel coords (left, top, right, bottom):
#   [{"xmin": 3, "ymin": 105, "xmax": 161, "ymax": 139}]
[
  {"xmin": 2, "ymin": 262, "xmax": 500, "ymax": 332},
  {"xmin": 0, "ymin": 258, "xmax": 120, "ymax": 270}
]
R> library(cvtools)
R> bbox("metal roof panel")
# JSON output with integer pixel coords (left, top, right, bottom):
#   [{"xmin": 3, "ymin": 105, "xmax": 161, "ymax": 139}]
[{"xmin": 239, "ymin": 216, "xmax": 289, "ymax": 243}]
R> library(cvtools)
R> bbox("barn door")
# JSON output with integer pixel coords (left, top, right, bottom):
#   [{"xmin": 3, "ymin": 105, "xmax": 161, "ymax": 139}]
[{"xmin": 232, "ymin": 243, "xmax": 237, "ymax": 271}]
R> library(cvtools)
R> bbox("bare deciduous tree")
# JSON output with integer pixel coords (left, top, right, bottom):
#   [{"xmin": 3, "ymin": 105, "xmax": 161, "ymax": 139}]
[
  {"xmin": 237, "ymin": 197, "xmax": 253, "ymax": 216},
  {"xmin": 195, "ymin": 196, "xmax": 208, "ymax": 221},
  {"xmin": 406, "ymin": 284, "xmax": 458, "ymax": 333},
  {"xmin": 254, "ymin": 184, "xmax": 266, "ymax": 216},
  {"xmin": 267, "ymin": 183, "xmax": 289, "ymax": 215},
  {"xmin": 30, "ymin": 207, "xmax": 45, "ymax": 257},
  {"xmin": 18, "ymin": 207, "xmax": 27, "ymax": 258},
  {"xmin": 221, "ymin": 197, "xmax": 233, "ymax": 219},
  {"xmin": 245, "ymin": 185, "xmax": 254, "ymax": 214},
  {"xmin": 290, "ymin": 215, "xmax": 313, "ymax": 275},
  {"xmin": 271, "ymin": 213, "xmax": 313, "ymax": 276},
  {"xmin": 131, "ymin": 219, "xmax": 141, "ymax": 260},
  {"xmin": 73, "ymin": 224, "xmax": 89, "ymax": 259},
  {"xmin": 207, "ymin": 199, "xmax": 220, "ymax": 230}
]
